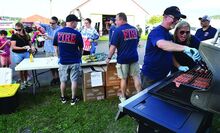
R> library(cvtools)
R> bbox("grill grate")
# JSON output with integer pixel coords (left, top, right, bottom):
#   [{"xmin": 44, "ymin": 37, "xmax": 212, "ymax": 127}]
[{"xmin": 173, "ymin": 66, "xmax": 213, "ymax": 90}]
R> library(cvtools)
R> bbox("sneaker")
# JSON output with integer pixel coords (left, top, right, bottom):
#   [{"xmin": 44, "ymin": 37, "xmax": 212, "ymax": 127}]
[
  {"xmin": 70, "ymin": 97, "xmax": 79, "ymax": 106},
  {"xmin": 50, "ymin": 79, "xmax": 56, "ymax": 86},
  {"xmin": 20, "ymin": 83, "xmax": 26, "ymax": 90},
  {"xmin": 17, "ymin": 79, "xmax": 21, "ymax": 83},
  {"xmin": 27, "ymin": 75, "xmax": 32, "ymax": 81},
  {"xmin": 25, "ymin": 81, "xmax": 33, "ymax": 87},
  {"xmin": 61, "ymin": 97, "xmax": 67, "ymax": 104},
  {"xmin": 119, "ymin": 96, "xmax": 126, "ymax": 103},
  {"xmin": 55, "ymin": 78, "xmax": 60, "ymax": 85}
]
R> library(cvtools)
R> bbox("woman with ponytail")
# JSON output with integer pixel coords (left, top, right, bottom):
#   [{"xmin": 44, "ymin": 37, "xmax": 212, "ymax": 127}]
[{"xmin": 11, "ymin": 22, "xmax": 35, "ymax": 89}]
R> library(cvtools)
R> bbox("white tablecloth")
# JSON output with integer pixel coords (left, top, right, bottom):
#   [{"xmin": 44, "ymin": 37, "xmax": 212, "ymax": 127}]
[
  {"xmin": 15, "ymin": 57, "xmax": 117, "ymax": 71},
  {"xmin": 15, "ymin": 57, "xmax": 59, "ymax": 71}
]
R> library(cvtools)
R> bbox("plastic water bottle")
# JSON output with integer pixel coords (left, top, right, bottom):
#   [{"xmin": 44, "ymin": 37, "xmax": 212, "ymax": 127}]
[{"xmin": 30, "ymin": 53, "xmax": 34, "ymax": 62}]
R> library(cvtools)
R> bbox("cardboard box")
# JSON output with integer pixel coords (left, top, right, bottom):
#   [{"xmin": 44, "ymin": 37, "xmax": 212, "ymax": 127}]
[
  {"xmin": 82, "ymin": 66, "xmax": 106, "ymax": 101},
  {"xmin": 128, "ymin": 77, "xmax": 134, "ymax": 86},
  {"xmin": 106, "ymin": 85, "xmax": 121, "ymax": 99},
  {"xmin": 127, "ymin": 85, "xmax": 137, "ymax": 97},
  {"xmin": 103, "ymin": 63, "xmax": 141, "ymax": 87},
  {"xmin": 82, "ymin": 66, "xmax": 105, "ymax": 89},
  {"xmin": 106, "ymin": 85, "xmax": 137, "ymax": 98},
  {"xmin": 127, "ymin": 77, "xmax": 137, "ymax": 96},
  {"xmin": 103, "ymin": 63, "xmax": 139, "ymax": 98},
  {"xmin": 103, "ymin": 63, "xmax": 121, "ymax": 87},
  {"xmin": 106, "ymin": 77, "xmax": 137, "ymax": 99},
  {"xmin": 83, "ymin": 86, "xmax": 105, "ymax": 102},
  {"xmin": 0, "ymin": 68, "xmax": 12, "ymax": 85}
]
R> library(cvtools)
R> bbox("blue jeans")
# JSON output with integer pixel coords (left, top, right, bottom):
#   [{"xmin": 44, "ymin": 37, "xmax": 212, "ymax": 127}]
[{"xmin": 12, "ymin": 52, "xmax": 29, "ymax": 64}]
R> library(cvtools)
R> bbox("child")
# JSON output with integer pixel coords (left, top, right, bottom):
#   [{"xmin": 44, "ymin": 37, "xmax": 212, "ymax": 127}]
[{"xmin": 0, "ymin": 30, "xmax": 11, "ymax": 67}]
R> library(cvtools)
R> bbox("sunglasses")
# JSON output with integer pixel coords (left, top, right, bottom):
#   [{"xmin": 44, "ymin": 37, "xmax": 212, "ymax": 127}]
[
  {"xmin": 179, "ymin": 30, "xmax": 190, "ymax": 35},
  {"xmin": 50, "ymin": 22, "xmax": 56, "ymax": 25},
  {"xmin": 15, "ymin": 29, "xmax": 22, "ymax": 31},
  {"xmin": 201, "ymin": 20, "xmax": 208, "ymax": 22},
  {"xmin": 168, "ymin": 15, "xmax": 180, "ymax": 22}
]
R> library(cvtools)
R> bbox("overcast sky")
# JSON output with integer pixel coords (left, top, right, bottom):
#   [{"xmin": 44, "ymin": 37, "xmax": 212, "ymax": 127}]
[
  {"xmin": 138, "ymin": 0, "xmax": 220, "ymax": 18},
  {"xmin": 0, "ymin": 0, "xmax": 219, "ymax": 21}
]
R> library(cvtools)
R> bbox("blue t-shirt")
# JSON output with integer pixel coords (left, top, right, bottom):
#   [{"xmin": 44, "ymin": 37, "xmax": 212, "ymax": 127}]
[
  {"xmin": 195, "ymin": 26, "xmax": 217, "ymax": 41},
  {"xmin": 53, "ymin": 27, "xmax": 83, "ymax": 65},
  {"xmin": 141, "ymin": 25, "xmax": 173, "ymax": 80},
  {"xmin": 40, "ymin": 24, "xmax": 61, "ymax": 53},
  {"xmin": 111, "ymin": 23, "xmax": 139, "ymax": 64},
  {"xmin": 109, "ymin": 25, "xmax": 116, "ymax": 43},
  {"xmin": 172, "ymin": 35, "xmax": 200, "ymax": 71}
]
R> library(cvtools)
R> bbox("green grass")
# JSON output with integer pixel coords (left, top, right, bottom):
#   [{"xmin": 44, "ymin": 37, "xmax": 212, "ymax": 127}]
[
  {"xmin": 0, "ymin": 87, "xmax": 136, "ymax": 133},
  {"xmin": 0, "ymin": 86, "xmax": 220, "ymax": 132},
  {"xmin": 212, "ymin": 115, "xmax": 220, "ymax": 132},
  {"xmin": 99, "ymin": 36, "xmax": 109, "ymax": 41},
  {"xmin": 140, "ymin": 34, "xmax": 148, "ymax": 40}
]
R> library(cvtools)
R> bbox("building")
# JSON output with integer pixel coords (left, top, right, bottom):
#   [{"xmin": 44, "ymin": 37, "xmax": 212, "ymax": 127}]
[
  {"xmin": 21, "ymin": 14, "xmax": 50, "ymax": 24},
  {"xmin": 70, "ymin": 0, "xmax": 150, "ymax": 36},
  {"xmin": 0, "ymin": 20, "xmax": 14, "ymax": 30}
]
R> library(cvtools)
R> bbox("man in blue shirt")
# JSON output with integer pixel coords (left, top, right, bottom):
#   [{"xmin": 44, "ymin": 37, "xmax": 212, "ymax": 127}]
[
  {"xmin": 53, "ymin": 14, "xmax": 83, "ymax": 105},
  {"xmin": 136, "ymin": 24, "xmax": 143, "ymax": 37},
  {"xmin": 39, "ymin": 16, "xmax": 62, "ymax": 85},
  {"xmin": 195, "ymin": 15, "xmax": 217, "ymax": 41},
  {"xmin": 109, "ymin": 18, "xmax": 116, "ymax": 44},
  {"xmin": 106, "ymin": 12, "xmax": 141, "ymax": 102},
  {"xmin": 141, "ymin": 6, "xmax": 201, "ymax": 89}
]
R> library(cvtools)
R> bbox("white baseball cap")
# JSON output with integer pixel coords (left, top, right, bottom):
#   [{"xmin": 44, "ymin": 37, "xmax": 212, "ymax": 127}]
[{"xmin": 199, "ymin": 15, "xmax": 211, "ymax": 21}]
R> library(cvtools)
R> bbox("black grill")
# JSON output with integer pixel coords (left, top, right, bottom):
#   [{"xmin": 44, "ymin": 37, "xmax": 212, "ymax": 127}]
[
  {"xmin": 173, "ymin": 66, "xmax": 213, "ymax": 90},
  {"xmin": 149, "ymin": 66, "xmax": 213, "ymax": 107}
]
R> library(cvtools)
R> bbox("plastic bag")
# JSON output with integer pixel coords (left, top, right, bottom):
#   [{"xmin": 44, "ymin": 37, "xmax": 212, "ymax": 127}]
[{"xmin": 90, "ymin": 42, "xmax": 97, "ymax": 54}]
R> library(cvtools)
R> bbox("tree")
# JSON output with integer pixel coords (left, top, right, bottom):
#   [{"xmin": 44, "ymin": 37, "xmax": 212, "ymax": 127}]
[
  {"xmin": 146, "ymin": 15, "xmax": 163, "ymax": 25},
  {"xmin": 211, "ymin": 15, "xmax": 220, "ymax": 19}
]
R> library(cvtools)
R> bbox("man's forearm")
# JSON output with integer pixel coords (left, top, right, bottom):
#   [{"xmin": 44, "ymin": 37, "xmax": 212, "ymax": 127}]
[
  {"xmin": 157, "ymin": 40, "xmax": 186, "ymax": 52},
  {"xmin": 108, "ymin": 45, "xmax": 116, "ymax": 59},
  {"xmin": 54, "ymin": 46, "xmax": 58, "ymax": 56}
]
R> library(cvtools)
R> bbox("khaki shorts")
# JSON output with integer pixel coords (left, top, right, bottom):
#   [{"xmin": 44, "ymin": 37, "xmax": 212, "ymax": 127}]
[
  {"xmin": 116, "ymin": 62, "xmax": 140, "ymax": 79},
  {"xmin": 58, "ymin": 63, "xmax": 81, "ymax": 82}
]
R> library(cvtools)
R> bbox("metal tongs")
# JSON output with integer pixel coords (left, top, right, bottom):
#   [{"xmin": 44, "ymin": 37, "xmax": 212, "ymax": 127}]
[
  {"xmin": 196, "ymin": 60, "xmax": 209, "ymax": 70},
  {"xmin": 190, "ymin": 49, "xmax": 209, "ymax": 70}
]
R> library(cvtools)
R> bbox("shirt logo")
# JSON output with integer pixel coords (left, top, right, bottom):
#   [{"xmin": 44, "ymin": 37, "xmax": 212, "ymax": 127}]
[
  {"xmin": 122, "ymin": 29, "xmax": 138, "ymax": 41},
  {"xmin": 204, "ymin": 32, "xmax": 209, "ymax": 37},
  {"xmin": 58, "ymin": 32, "xmax": 76, "ymax": 44}
]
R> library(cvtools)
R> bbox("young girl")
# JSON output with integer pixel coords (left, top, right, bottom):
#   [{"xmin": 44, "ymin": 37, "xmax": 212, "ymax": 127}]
[
  {"xmin": 81, "ymin": 18, "xmax": 99, "ymax": 55},
  {"xmin": 0, "ymin": 30, "xmax": 11, "ymax": 67}
]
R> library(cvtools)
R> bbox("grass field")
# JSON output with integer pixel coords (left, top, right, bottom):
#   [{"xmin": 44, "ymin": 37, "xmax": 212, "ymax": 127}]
[
  {"xmin": 0, "ymin": 86, "xmax": 219, "ymax": 133},
  {"xmin": 0, "ymin": 86, "xmax": 137, "ymax": 133}
]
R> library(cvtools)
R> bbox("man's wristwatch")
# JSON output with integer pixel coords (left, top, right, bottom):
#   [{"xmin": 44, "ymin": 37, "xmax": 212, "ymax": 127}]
[{"xmin": 108, "ymin": 57, "xmax": 111, "ymax": 59}]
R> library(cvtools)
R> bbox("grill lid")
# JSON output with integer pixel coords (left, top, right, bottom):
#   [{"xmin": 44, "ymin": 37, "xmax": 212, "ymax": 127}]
[{"xmin": 191, "ymin": 36, "xmax": 220, "ymax": 114}]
